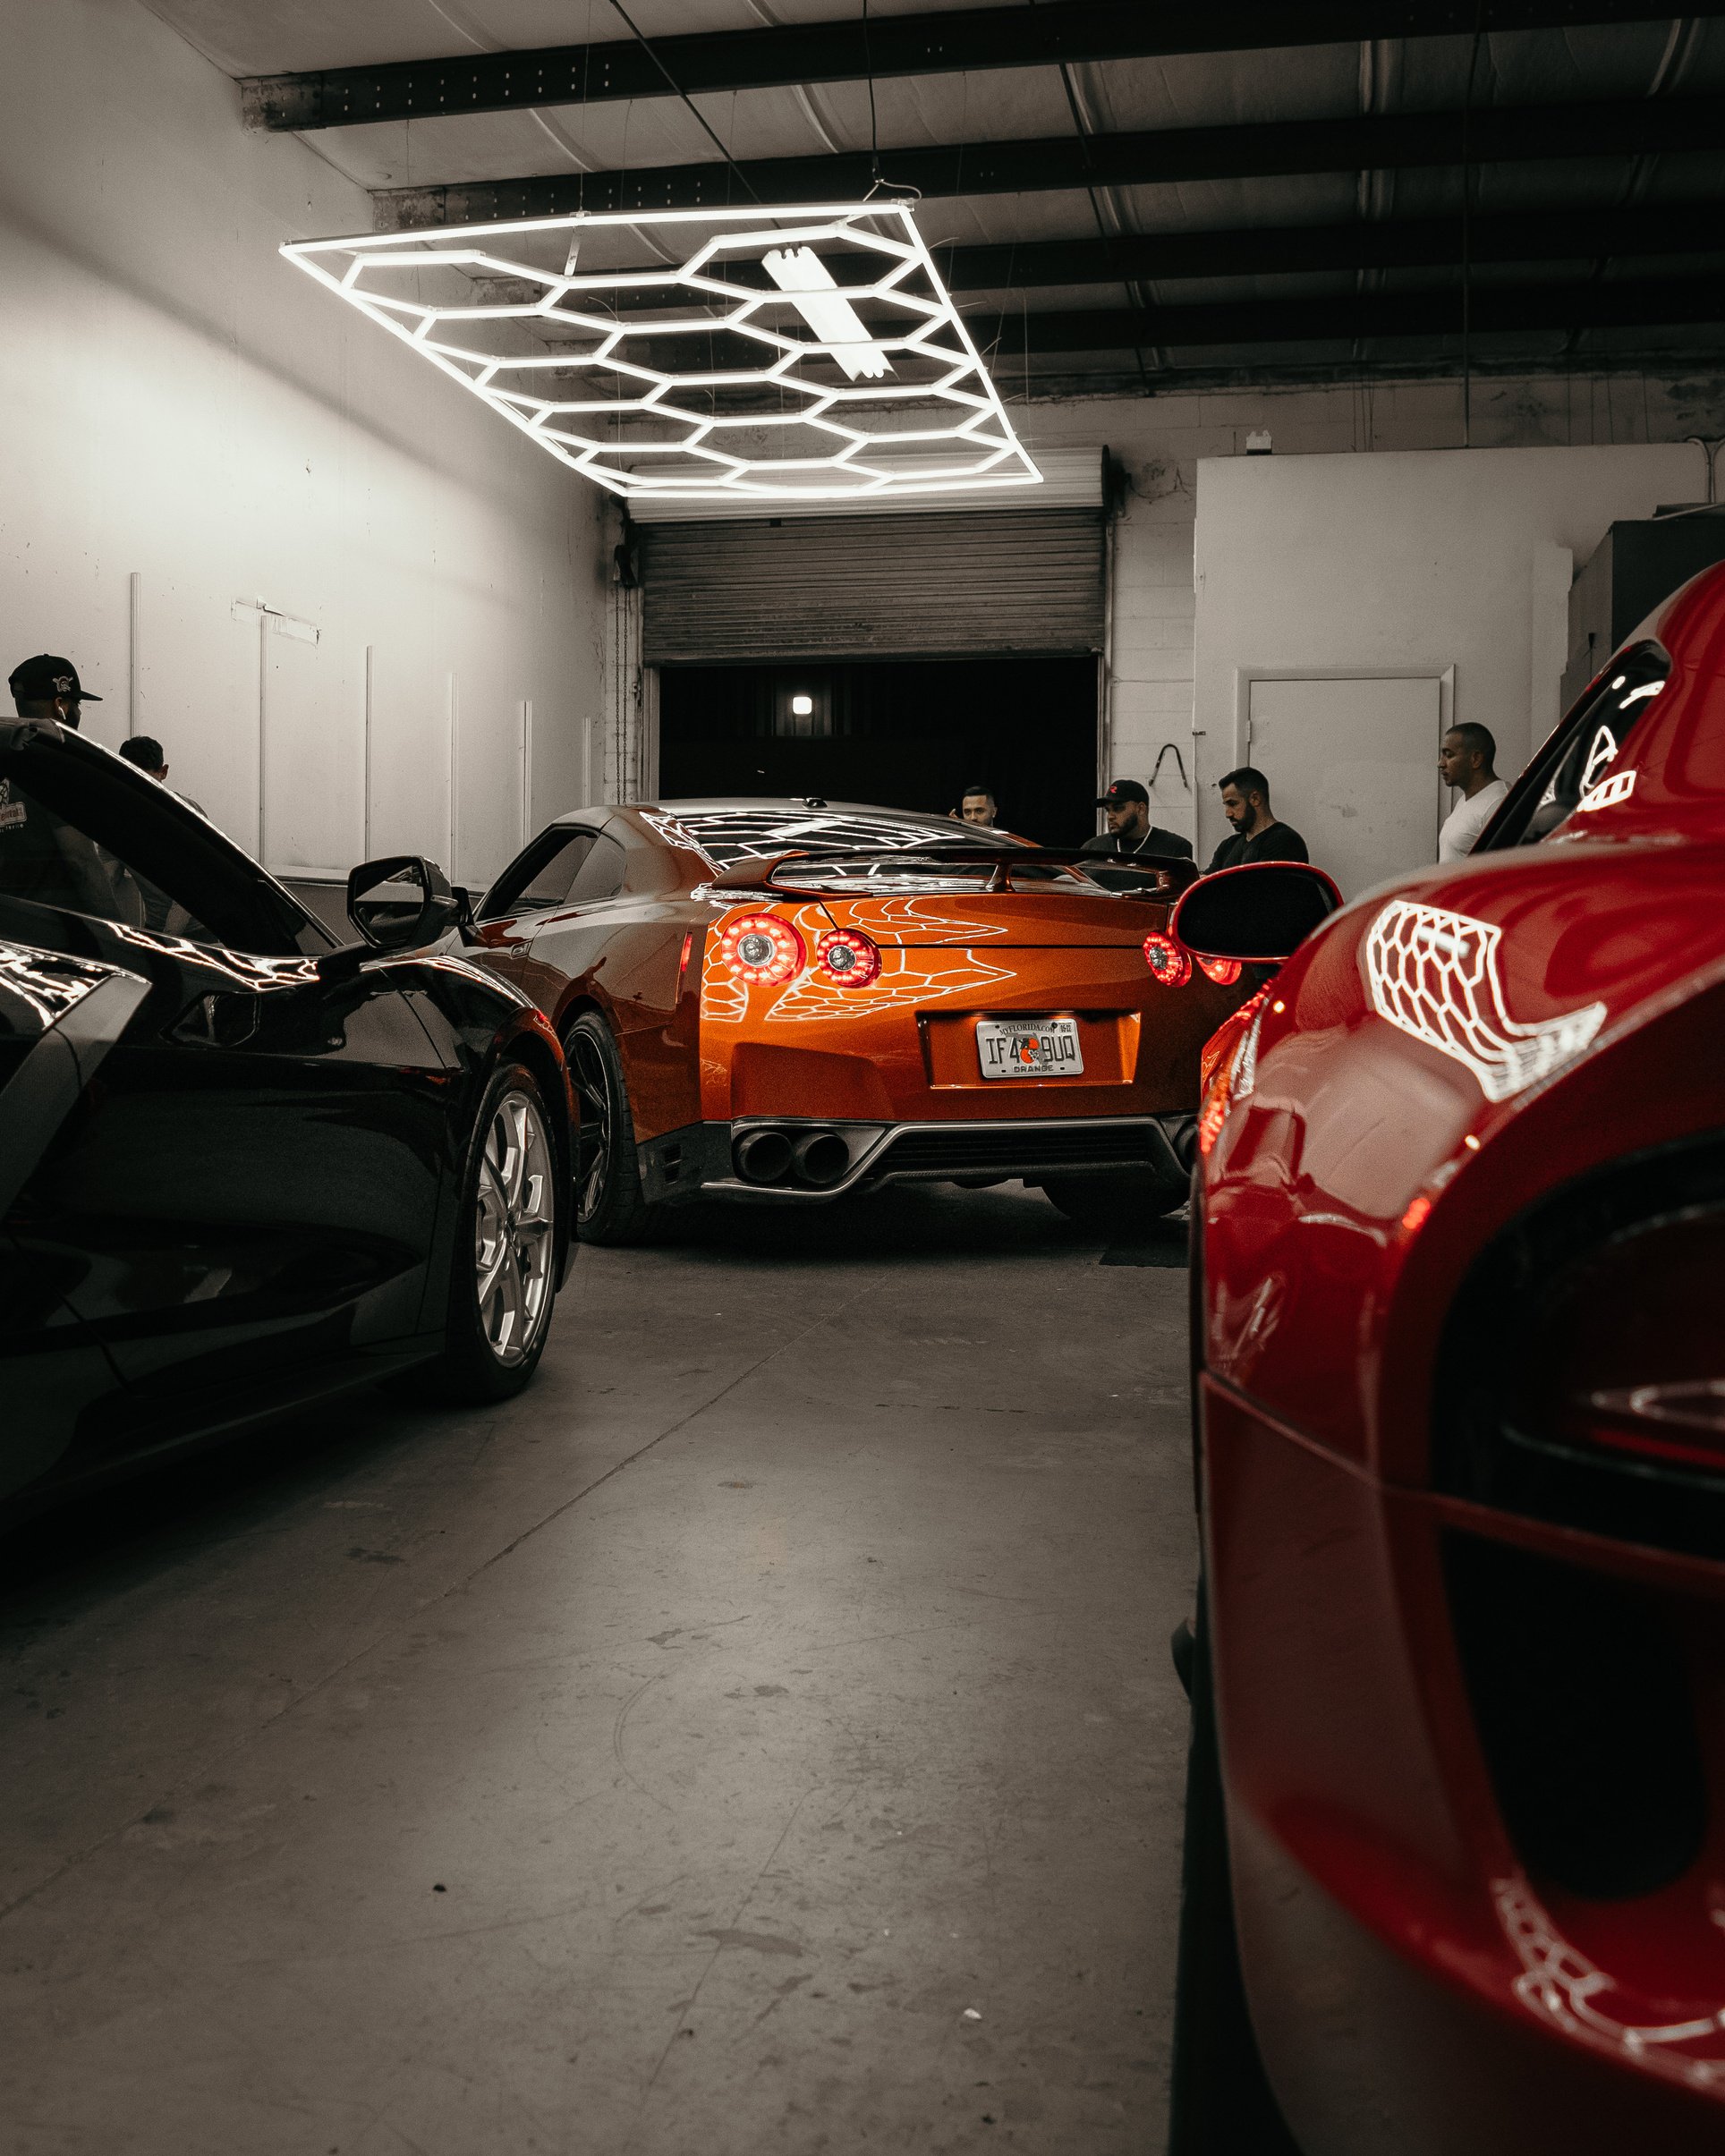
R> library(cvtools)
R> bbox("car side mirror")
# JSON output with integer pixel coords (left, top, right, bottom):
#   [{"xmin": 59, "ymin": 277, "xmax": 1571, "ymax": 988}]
[
  {"xmin": 346, "ymin": 855, "xmax": 463, "ymax": 953},
  {"xmin": 1170, "ymin": 861, "xmax": 1342, "ymax": 963}
]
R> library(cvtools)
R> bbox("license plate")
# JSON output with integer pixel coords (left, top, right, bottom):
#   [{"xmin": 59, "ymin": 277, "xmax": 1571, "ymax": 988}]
[{"xmin": 976, "ymin": 1017, "xmax": 1084, "ymax": 1079}]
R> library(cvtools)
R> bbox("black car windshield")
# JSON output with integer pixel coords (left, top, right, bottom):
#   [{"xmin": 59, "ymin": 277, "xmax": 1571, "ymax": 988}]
[
  {"xmin": 0, "ymin": 726, "xmax": 319, "ymax": 955},
  {"xmin": 1481, "ymin": 642, "xmax": 1673, "ymax": 850}
]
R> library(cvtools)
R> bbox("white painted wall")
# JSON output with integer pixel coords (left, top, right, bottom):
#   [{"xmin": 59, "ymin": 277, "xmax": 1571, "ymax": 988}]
[
  {"xmin": 0, "ymin": 0, "xmax": 608, "ymax": 891},
  {"xmin": 1017, "ymin": 372, "xmax": 1724, "ymax": 857},
  {"xmin": 1191, "ymin": 440, "xmax": 1697, "ymax": 865}
]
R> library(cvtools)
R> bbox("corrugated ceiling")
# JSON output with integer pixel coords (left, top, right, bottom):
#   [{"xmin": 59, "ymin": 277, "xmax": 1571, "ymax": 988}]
[{"xmin": 141, "ymin": 0, "xmax": 1725, "ymax": 391}]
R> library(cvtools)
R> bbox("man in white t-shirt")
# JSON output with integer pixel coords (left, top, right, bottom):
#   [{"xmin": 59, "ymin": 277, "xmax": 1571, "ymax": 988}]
[{"xmin": 1438, "ymin": 723, "xmax": 1509, "ymax": 862}]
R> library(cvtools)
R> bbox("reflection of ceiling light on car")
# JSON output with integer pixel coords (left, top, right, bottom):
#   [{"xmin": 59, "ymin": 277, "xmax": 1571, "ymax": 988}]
[
  {"xmin": 790, "ymin": 694, "xmax": 814, "ymax": 717},
  {"xmin": 279, "ymin": 200, "xmax": 1040, "ymax": 504},
  {"xmin": 763, "ymin": 247, "xmax": 889, "ymax": 380}
]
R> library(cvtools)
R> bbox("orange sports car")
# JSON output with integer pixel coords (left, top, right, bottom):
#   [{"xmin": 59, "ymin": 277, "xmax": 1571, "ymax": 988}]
[{"xmin": 460, "ymin": 800, "xmax": 1245, "ymax": 1243}]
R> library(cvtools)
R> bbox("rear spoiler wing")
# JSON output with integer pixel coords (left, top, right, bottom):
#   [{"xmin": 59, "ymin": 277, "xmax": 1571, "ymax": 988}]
[{"xmin": 703, "ymin": 845, "xmax": 1198, "ymax": 901}]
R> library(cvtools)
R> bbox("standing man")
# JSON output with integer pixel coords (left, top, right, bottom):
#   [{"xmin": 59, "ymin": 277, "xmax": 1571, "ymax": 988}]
[
  {"xmin": 120, "ymin": 734, "xmax": 207, "ymax": 819},
  {"xmin": 1206, "ymin": 767, "xmax": 1309, "ymax": 871},
  {"xmin": 8, "ymin": 653, "xmax": 102, "ymax": 726},
  {"xmin": 1437, "ymin": 723, "xmax": 1508, "ymax": 862},
  {"xmin": 1083, "ymin": 778, "xmax": 1194, "ymax": 862}
]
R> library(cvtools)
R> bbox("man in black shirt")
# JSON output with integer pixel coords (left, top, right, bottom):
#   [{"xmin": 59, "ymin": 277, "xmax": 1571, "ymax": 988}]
[
  {"xmin": 1082, "ymin": 778, "xmax": 1193, "ymax": 862},
  {"xmin": 1206, "ymin": 766, "xmax": 1309, "ymax": 872}
]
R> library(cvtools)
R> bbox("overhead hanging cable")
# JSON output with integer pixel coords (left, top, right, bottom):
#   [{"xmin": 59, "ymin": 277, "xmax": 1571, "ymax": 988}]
[{"xmin": 604, "ymin": 0, "xmax": 761, "ymax": 202}]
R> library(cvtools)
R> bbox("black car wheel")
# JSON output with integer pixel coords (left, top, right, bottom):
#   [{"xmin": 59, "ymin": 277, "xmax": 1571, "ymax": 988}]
[
  {"xmin": 416, "ymin": 1060, "xmax": 561, "ymax": 1404},
  {"xmin": 1041, "ymin": 1168, "xmax": 1185, "ymax": 1231},
  {"xmin": 1168, "ymin": 1590, "xmax": 1304, "ymax": 2156},
  {"xmin": 564, "ymin": 1012, "xmax": 667, "ymax": 1246}
]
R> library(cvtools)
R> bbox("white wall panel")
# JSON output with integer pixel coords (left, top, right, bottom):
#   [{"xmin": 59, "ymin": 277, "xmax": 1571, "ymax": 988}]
[
  {"xmin": 1008, "ymin": 378, "xmax": 1723, "ymax": 858},
  {"xmin": 1193, "ymin": 442, "xmax": 1697, "ymax": 864},
  {"xmin": 0, "ymin": 0, "xmax": 606, "ymax": 894}
]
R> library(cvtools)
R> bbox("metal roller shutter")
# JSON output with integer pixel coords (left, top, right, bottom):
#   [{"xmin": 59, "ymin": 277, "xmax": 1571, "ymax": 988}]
[{"xmin": 638, "ymin": 508, "xmax": 1104, "ymax": 665}]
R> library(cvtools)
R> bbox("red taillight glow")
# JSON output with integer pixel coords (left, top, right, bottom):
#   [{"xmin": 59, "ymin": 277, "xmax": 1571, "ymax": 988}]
[
  {"xmin": 1197, "ymin": 987, "xmax": 1271, "ymax": 1157},
  {"xmin": 813, "ymin": 927, "xmax": 881, "ymax": 988},
  {"xmin": 1197, "ymin": 955, "xmax": 1243, "ymax": 986},
  {"xmin": 718, "ymin": 912, "xmax": 805, "ymax": 986},
  {"xmin": 1586, "ymin": 1382, "xmax": 1725, "ymax": 1474},
  {"xmin": 1143, "ymin": 932, "xmax": 1193, "ymax": 987}
]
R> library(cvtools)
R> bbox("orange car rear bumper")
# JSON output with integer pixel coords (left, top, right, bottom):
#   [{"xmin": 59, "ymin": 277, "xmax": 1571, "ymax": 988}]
[{"xmin": 638, "ymin": 1111, "xmax": 1194, "ymax": 1204}]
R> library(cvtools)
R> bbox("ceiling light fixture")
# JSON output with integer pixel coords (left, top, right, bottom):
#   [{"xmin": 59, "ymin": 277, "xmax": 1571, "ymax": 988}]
[
  {"xmin": 280, "ymin": 200, "xmax": 1040, "ymax": 505},
  {"xmin": 762, "ymin": 246, "xmax": 889, "ymax": 381}
]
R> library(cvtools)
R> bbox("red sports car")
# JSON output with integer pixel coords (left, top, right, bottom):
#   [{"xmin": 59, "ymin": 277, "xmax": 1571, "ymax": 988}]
[{"xmin": 1168, "ymin": 562, "xmax": 1725, "ymax": 2152}]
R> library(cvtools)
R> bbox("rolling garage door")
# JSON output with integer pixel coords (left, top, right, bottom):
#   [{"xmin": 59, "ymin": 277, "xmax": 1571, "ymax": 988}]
[{"xmin": 637, "ymin": 505, "xmax": 1105, "ymax": 665}]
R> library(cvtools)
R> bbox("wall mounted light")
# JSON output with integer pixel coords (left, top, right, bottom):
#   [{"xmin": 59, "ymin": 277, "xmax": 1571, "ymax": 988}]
[
  {"xmin": 790, "ymin": 694, "xmax": 815, "ymax": 717},
  {"xmin": 281, "ymin": 200, "xmax": 1041, "ymax": 505}
]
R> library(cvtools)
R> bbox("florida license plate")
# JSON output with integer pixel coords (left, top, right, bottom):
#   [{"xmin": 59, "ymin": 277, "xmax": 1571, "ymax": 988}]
[{"xmin": 976, "ymin": 1017, "xmax": 1084, "ymax": 1079}]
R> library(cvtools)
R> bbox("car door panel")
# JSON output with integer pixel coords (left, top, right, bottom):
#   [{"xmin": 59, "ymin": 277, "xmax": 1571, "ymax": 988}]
[
  {"xmin": 0, "ymin": 726, "xmax": 455, "ymax": 1454},
  {"xmin": 15, "ymin": 949, "xmax": 453, "ymax": 1427}
]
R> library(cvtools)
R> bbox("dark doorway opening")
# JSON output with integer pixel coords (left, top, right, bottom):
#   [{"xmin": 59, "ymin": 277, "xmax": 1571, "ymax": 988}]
[{"xmin": 657, "ymin": 656, "xmax": 1099, "ymax": 847}]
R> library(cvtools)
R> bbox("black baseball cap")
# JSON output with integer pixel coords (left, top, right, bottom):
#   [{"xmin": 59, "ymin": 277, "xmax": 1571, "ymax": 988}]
[
  {"xmin": 8, "ymin": 654, "xmax": 102, "ymax": 703},
  {"xmin": 1096, "ymin": 778, "xmax": 1148, "ymax": 808}
]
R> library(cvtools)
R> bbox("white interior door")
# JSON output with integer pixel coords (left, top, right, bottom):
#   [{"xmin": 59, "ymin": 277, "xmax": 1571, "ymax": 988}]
[{"xmin": 1245, "ymin": 675, "xmax": 1444, "ymax": 900}]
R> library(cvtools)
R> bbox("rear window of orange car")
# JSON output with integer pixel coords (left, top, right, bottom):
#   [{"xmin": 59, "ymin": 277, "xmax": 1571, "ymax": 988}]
[{"xmin": 658, "ymin": 808, "xmax": 1011, "ymax": 870}]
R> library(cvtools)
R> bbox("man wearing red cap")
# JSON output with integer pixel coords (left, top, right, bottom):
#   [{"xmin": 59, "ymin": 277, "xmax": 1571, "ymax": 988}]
[{"xmin": 1083, "ymin": 777, "xmax": 1193, "ymax": 862}]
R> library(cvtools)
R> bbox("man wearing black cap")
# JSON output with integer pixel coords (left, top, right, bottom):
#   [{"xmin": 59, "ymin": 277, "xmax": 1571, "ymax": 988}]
[
  {"xmin": 8, "ymin": 654, "xmax": 102, "ymax": 728},
  {"xmin": 1083, "ymin": 778, "xmax": 1194, "ymax": 862}
]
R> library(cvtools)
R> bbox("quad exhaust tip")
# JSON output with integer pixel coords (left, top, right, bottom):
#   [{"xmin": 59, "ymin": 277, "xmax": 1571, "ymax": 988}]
[{"xmin": 735, "ymin": 1125, "xmax": 850, "ymax": 1190}]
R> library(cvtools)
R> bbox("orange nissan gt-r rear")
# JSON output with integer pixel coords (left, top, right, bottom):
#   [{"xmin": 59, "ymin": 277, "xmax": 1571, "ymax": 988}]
[{"xmin": 633, "ymin": 807, "xmax": 1245, "ymax": 1219}]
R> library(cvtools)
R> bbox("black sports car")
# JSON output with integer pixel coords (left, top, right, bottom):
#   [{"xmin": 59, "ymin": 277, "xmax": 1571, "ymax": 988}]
[{"xmin": 0, "ymin": 716, "xmax": 573, "ymax": 1516}]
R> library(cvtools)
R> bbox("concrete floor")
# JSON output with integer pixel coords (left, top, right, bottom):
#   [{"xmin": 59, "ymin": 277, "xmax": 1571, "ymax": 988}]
[{"xmin": 0, "ymin": 1184, "xmax": 1196, "ymax": 2156}]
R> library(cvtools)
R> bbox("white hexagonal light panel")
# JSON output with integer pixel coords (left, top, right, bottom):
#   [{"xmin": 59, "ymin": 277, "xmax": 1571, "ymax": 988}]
[{"xmin": 281, "ymin": 200, "xmax": 1041, "ymax": 505}]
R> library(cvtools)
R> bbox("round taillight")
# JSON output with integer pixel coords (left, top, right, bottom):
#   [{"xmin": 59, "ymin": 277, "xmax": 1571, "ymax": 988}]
[
  {"xmin": 814, "ymin": 927, "xmax": 881, "ymax": 988},
  {"xmin": 1197, "ymin": 955, "xmax": 1243, "ymax": 986},
  {"xmin": 1142, "ymin": 931, "xmax": 1193, "ymax": 987},
  {"xmin": 718, "ymin": 912, "xmax": 805, "ymax": 986}
]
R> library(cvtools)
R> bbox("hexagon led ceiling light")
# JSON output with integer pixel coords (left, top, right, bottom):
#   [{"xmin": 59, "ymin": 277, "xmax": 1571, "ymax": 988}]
[{"xmin": 281, "ymin": 200, "xmax": 1041, "ymax": 505}]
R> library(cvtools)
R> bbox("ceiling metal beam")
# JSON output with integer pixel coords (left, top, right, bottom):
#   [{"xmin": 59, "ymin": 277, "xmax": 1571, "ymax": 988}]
[
  {"xmin": 988, "ymin": 277, "xmax": 1725, "ymax": 353},
  {"xmin": 371, "ymin": 94, "xmax": 1725, "ymax": 227},
  {"xmin": 939, "ymin": 199, "xmax": 1725, "ymax": 290},
  {"xmin": 246, "ymin": 1, "xmax": 1725, "ymax": 132}
]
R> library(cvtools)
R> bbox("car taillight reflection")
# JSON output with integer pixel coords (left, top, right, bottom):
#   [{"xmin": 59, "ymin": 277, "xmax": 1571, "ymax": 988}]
[
  {"xmin": 1196, "ymin": 955, "xmax": 1243, "ymax": 986},
  {"xmin": 1196, "ymin": 987, "xmax": 1270, "ymax": 1156},
  {"xmin": 718, "ymin": 912, "xmax": 805, "ymax": 986},
  {"xmin": 1536, "ymin": 1209, "xmax": 1725, "ymax": 1481},
  {"xmin": 1584, "ymin": 1381, "xmax": 1725, "ymax": 1475},
  {"xmin": 1143, "ymin": 932, "xmax": 1193, "ymax": 987},
  {"xmin": 813, "ymin": 927, "xmax": 882, "ymax": 988}
]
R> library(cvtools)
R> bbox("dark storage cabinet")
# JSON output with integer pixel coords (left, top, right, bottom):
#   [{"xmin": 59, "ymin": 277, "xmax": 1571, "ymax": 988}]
[{"xmin": 1563, "ymin": 511, "xmax": 1725, "ymax": 712}]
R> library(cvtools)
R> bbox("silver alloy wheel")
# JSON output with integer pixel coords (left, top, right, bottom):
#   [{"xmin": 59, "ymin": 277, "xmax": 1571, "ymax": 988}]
[{"xmin": 473, "ymin": 1086, "xmax": 557, "ymax": 1366}]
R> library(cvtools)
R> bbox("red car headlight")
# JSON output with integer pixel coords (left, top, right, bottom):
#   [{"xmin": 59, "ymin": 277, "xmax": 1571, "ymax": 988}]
[
  {"xmin": 718, "ymin": 912, "xmax": 805, "ymax": 987},
  {"xmin": 813, "ymin": 927, "xmax": 881, "ymax": 988},
  {"xmin": 1143, "ymin": 931, "xmax": 1193, "ymax": 987}
]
